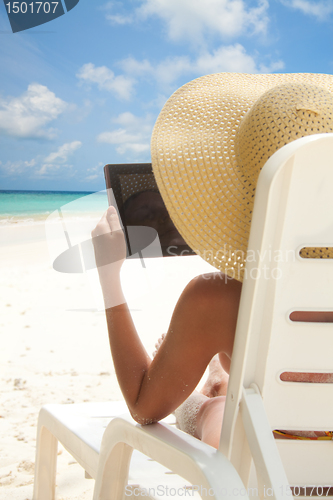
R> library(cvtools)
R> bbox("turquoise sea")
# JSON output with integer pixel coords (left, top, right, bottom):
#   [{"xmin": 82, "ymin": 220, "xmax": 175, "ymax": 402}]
[{"xmin": 0, "ymin": 190, "xmax": 109, "ymax": 226}]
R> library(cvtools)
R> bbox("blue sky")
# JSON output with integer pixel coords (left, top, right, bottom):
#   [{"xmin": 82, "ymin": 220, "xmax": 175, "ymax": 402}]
[{"xmin": 0, "ymin": 0, "xmax": 333, "ymax": 192}]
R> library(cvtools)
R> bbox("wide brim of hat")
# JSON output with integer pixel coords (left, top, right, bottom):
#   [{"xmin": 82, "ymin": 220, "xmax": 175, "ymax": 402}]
[{"xmin": 151, "ymin": 72, "xmax": 333, "ymax": 281}]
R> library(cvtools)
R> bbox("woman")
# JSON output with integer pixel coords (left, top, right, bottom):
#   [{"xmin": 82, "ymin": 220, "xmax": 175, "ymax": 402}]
[{"xmin": 92, "ymin": 73, "xmax": 333, "ymax": 448}]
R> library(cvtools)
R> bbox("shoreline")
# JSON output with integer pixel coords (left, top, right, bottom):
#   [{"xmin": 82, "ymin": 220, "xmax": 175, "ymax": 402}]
[
  {"xmin": 0, "ymin": 211, "xmax": 104, "ymax": 229},
  {"xmin": 0, "ymin": 189, "xmax": 108, "ymax": 231}
]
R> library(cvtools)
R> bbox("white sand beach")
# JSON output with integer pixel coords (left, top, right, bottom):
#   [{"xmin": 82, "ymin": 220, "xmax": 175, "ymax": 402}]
[{"xmin": 0, "ymin": 222, "xmax": 214, "ymax": 500}]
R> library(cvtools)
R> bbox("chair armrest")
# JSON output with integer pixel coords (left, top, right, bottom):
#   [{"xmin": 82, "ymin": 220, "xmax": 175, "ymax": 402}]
[{"xmin": 94, "ymin": 415, "xmax": 249, "ymax": 500}]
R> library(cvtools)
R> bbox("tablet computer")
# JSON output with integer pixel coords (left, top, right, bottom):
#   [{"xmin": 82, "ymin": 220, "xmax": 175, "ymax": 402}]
[{"xmin": 104, "ymin": 163, "xmax": 195, "ymax": 258}]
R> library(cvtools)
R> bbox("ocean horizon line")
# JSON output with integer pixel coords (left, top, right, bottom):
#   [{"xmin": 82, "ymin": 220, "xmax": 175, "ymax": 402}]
[{"xmin": 0, "ymin": 188, "xmax": 98, "ymax": 195}]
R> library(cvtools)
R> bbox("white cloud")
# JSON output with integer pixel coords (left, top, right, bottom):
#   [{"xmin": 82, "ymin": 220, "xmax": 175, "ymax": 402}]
[
  {"xmin": 0, "ymin": 84, "xmax": 67, "ymax": 139},
  {"xmin": 119, "ymin": 58, "xmax": 152, "ymax": 76},
  {"xmin": 195, "ymin": 45, "xmax": 258, "ymax": 73},
  {"xmin": 119, "ymin": 45, "xmax": 284, "ymax": 87},
  {"xmin": 101, "ymin": 2, "xmax": 133, "ymax": 24},
  {"xmin": 194, "ymin": 45, "xmax": 284, "ymax": 74},
  {"xmin": 43, "ymin": 141, "xmax": 82, "ymax": 164},
  {"xmin": 82, "ymin": 162, "xmax": 104, "ymax": 182},
  {"xmin": 80, "ymin": 42, "xmax": 283, "ymax": 102},
  {"xmin": 120, "ymin": 55, "xmax": 188, "ymax": 85},
  {"xmin": 106, "ymin": 13, "xmax": 133, "ymax": 24},
  {"xmin": 38, "ymin": 141, "xmax": 82, "ymax": 176},
  {"xmin": 97, "ymin": 112, "xmax": 153, "ymax": 155},
  {"xmin": 0, "ymin": 159, "xmax": 36, "ymax": 176},
  {"xmin": 280, "ymin": 0, "xmax": 333, "ymax": 20},
  {"xmin": 76, "ymin": 63, "xmax": 135, "ymax": 100},
  {"xmin": 0, "ymin": 142, "xmax": 82, "ymax": 178},
  {"xmin": 133, "ymin": 0, "xmax": 269, "ymax": 45}
]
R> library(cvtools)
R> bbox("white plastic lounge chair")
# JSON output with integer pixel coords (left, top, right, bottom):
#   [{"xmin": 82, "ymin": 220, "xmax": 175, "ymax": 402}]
[
  {"xmin": 33, "ymin": 134, "xmax": 333, "ymax": 500},
  {"xmin": 220, "ymin": 133, "xmax": 333, "ymax": 497}
]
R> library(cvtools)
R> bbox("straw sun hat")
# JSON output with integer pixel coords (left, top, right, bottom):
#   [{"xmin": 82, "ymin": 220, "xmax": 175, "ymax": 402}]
[{"xmin": 151, "ymin": 73, "xmax": 333, "ymax": 281}]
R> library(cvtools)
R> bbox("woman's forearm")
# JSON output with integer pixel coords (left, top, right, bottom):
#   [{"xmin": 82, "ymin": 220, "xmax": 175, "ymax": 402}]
[
  {"xmin": 100, "ymin": 272, "xmax": 153, "ymax": 421},
  {"xmin": 92, "ymin": 207, "xmax": 156, "ymax": 421},
  {"xmin": 106, "ymin": 303, "xmax": 153, "ymax": 421}
]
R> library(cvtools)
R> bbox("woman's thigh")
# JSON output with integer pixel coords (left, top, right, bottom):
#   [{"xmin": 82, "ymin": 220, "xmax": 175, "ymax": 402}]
[{"xmin": 196, "ymin": 396, "xmax": 226, "ymax": 449}]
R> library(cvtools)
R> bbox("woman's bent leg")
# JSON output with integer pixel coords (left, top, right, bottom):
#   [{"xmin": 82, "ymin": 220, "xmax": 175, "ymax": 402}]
[
  {"xmin": 174, "ymin": 391, "xmax": 208, "ymax": 438},
  {"xmin": 174, "ymin": 354, "xmax": 228, "ymax": 449},
  {"xmin": 196, "ymin": 396, "xmax": 226, "ymax": 449},
  {"xmin": 175, "ymin": 392, "xmax": 225, "ymax": 449}
]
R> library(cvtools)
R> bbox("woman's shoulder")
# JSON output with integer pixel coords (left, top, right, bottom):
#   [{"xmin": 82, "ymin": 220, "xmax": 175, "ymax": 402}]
[
  {"xmin": 183, "ymin": 272, "xmax": 242, "ymax": 309},
  {"xmin": 177, "ymin": 272, "xmax": 242, "ymax": 358}
]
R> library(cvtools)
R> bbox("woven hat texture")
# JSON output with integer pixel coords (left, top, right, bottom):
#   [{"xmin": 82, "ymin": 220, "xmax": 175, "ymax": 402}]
[
  {"xmin": 151, "ymin": 73, "xmax": 333, "ymax": 281},
  {"xmin": 119, "ymin": 173, "xmax": 158, "ymax": 204}
]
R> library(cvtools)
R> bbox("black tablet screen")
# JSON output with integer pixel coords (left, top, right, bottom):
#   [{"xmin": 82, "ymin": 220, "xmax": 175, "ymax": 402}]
[{"xmin": 104, "ymin": 163, "xmax": 195, "ymax": 258}]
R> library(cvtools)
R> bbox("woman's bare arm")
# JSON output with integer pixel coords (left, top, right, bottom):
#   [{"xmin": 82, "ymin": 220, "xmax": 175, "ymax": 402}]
[{"xmin": 92, "ymin": 207, "xmax": 242, "ymax": 424}]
